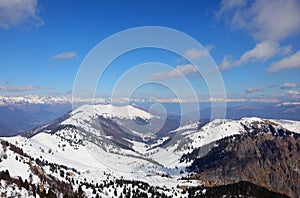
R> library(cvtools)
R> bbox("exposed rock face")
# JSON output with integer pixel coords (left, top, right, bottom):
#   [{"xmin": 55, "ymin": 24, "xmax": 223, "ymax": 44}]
[{"xmin": 187, "ymin": 121, "xmax": 300, "ymax": 198}]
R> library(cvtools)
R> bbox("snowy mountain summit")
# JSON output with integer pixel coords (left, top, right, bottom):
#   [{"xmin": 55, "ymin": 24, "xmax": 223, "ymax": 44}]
[
  {"xmin": 69, "ymin": 104, "xmax": 154, "ymax": 120},
  {"xmin": 0, "ymin": 104, "xmax": 299, "ymax": 197}
]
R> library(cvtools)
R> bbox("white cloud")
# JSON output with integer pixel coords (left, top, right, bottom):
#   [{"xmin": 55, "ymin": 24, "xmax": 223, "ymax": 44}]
[
  {"xmin": 206, "ymin": 97, "xmax": 247, "ymax": 103},
  {"xmin": 249, "ymin": 98, "xmax": 279, "ymax": 103},
  {"xmin": 280, "ymin": 82, "xmax": 296, "ymax": 89},
  {"xmin": 183, "ymin": 45, "xmax": 214, "ymax": 61},
  {"xmin": 148, "ymin": 64, "xmax": 199, "ymax": 81},
  {"xmin": 268, "ymin": 50, "xmax": 300, "ymax": 72},
  {"xmin": 219, "ymin": 0, "xmax": 246, "ymax": 14},
  {"xmin": 205, "ymin": 44, "xmax": 215, "ymax": 52},
  {"xmin": 285, "ymin": 90, "xmax": 300, "ymax": 96},
  {"xmin": 245, "ymin": 87, "xmax": 264, "ymax": 93},
  {"xmin": 185, "ymin": 49, "xmax": 208, "ymax": 60},
  {"xmin": 0, "ymin": 0, "xmax": 44, "ymax": 29},
  {"xmin": 280, "ymin": 44, "xmax": 292, "ymax": 55},
  {"xmin": 220, "ymin": 41, "xmax": 285, "ymax": 69},
  {"xmin": 219, "ymin": 0, "xmax": 300, "ymax": 41},
  {"xmin": 276, "ymin": 90, "xmax": 300, "ymax": 100},
  {"xmin": 239, "ymin": 41, "xmax": 279, "ymax": 62},
  {"xmin": 219, "ymin": 55, "xmax": 234, "ymax": 70},
  {"xmin": 53, "ymin": 51, "xmax": 78, "ymax": 60}
]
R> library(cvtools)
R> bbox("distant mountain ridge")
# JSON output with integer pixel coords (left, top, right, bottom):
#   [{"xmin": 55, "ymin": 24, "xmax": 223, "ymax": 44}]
[
  {"xmin": 200, "ymin": 103, "xmax": 300, "ymax": 120},
  {"xmin": 0, "ymin": 104, "xmax": 71, "ymax": 136}
]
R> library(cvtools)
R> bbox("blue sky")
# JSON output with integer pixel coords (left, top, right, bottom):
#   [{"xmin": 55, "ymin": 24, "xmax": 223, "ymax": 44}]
[{"xmin": 0, "ymin": 0, "xmax": 300, "ymax": 104}]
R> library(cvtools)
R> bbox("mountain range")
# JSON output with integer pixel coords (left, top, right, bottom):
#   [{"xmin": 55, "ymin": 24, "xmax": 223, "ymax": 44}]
[
  {"xmin": 0, "ymin": 102, "xmax": 300, "ymax": 137},
  {"xmin": 0, "ymin": 104, "xmax": 71, "ymax": 136},
  {"xmin": 0, "ymin": 104, "xmax": 299, "ymax": 197}
]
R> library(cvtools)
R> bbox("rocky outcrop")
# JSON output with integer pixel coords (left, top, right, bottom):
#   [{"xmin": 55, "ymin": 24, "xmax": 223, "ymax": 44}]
[{"xmin": 187, "ymin": 121, "xmax": 300, "ymax": 198}]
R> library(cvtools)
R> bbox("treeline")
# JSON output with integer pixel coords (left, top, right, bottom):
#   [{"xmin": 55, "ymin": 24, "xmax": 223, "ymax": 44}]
[
  {"xmin": 186, "ymin": 181, "xmax": 290, "ymax": 198},
  {"xmin": 0, "ymin": 169, "xmax": 87, "ymax": 198}
]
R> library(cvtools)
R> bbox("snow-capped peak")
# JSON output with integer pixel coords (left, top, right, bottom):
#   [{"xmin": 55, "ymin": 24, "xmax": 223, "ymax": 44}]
[{"xmin": 70, "ymin": 104, "xmax": 154, "ymax": 120}]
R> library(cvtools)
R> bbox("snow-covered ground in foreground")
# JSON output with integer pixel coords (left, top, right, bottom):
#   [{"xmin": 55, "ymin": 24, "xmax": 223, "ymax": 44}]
[
  {"xmin": 2, "ymin": 132, "xmax": 184, "ymax": 189},
  {"xmin": 0, "ymin": 131, "xmax": 188, "ymax": 197}
]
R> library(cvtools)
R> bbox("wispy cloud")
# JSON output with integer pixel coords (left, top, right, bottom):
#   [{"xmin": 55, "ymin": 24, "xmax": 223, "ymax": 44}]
[
  {"xmin": 285, "ymin": 90, "xmax": 300, "ymax": 96},
  {"xmin": 269, "ymin": 84, "xmax": 278, "ymax": 88},
  {"xmin": 185, "ymin": 49, "xmax": 208, "ymax": 60},
  {"xmin": 0, "ymin": 0, "xmax": 44, "ymax": 29},
  {"xmin": 282, "ymin": 91, "xmax": 300, "ymax": 100},
  {"xmin": 249, "ymin": 98, "xmax": 279, "ymax": 103},
  {"xmin": 280, "ymin": 82, "xmax": 296, "ymax": 89},
  {"xmin": 53, "ymin": 51, "xmax": 78, "ymax": 60},
  {"xmin": 0, "ymin": 85, "xmax": 50, "ymax": 93},
  {"xmin": 184, "ymin": 45, "xmax": 215, "ymax": 60},
  {"xmin": 148, "ymin": 64, "xmax": 199, "ymax": 81},
  {"xmin": 218, "ymin": 0, "xmax": 300, "ymax": 41},
  {"xmin": 268, "ymin": 50, "xmax": 300, "ymax": 72},
  {"xmin": 245, "ymin": 87, "xmax": 264, "ymax": 94},
  {"xmin": 220, "ymin": 41, "xmax": 288, "ymax": 70}
]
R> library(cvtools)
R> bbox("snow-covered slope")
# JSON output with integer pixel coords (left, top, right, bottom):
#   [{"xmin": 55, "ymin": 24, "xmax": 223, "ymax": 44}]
[
  {"xmin": 1, "ymin": 104, "xmax": 299, "ymax": 197},
  {"xmin": 0, "ymin": 132, "xmax": 183, "ymax": 197},
  {"xmin": 26, "ymin": 105, "xmax": 162, "ymax": 158},
  {"xmin": 270, "ymin": 119, "xmax": 300, "ymax": 133},
  {"xmin": 145, "ymin": 117, "xmax": 300, "ymax": 168},
  {"xmin": 68, "ymin": 104, "xmax": 154, "ymax": 120},
  {"xmin": 143, "ymin": 119, "xmax": 243, "ymax": 168}
]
